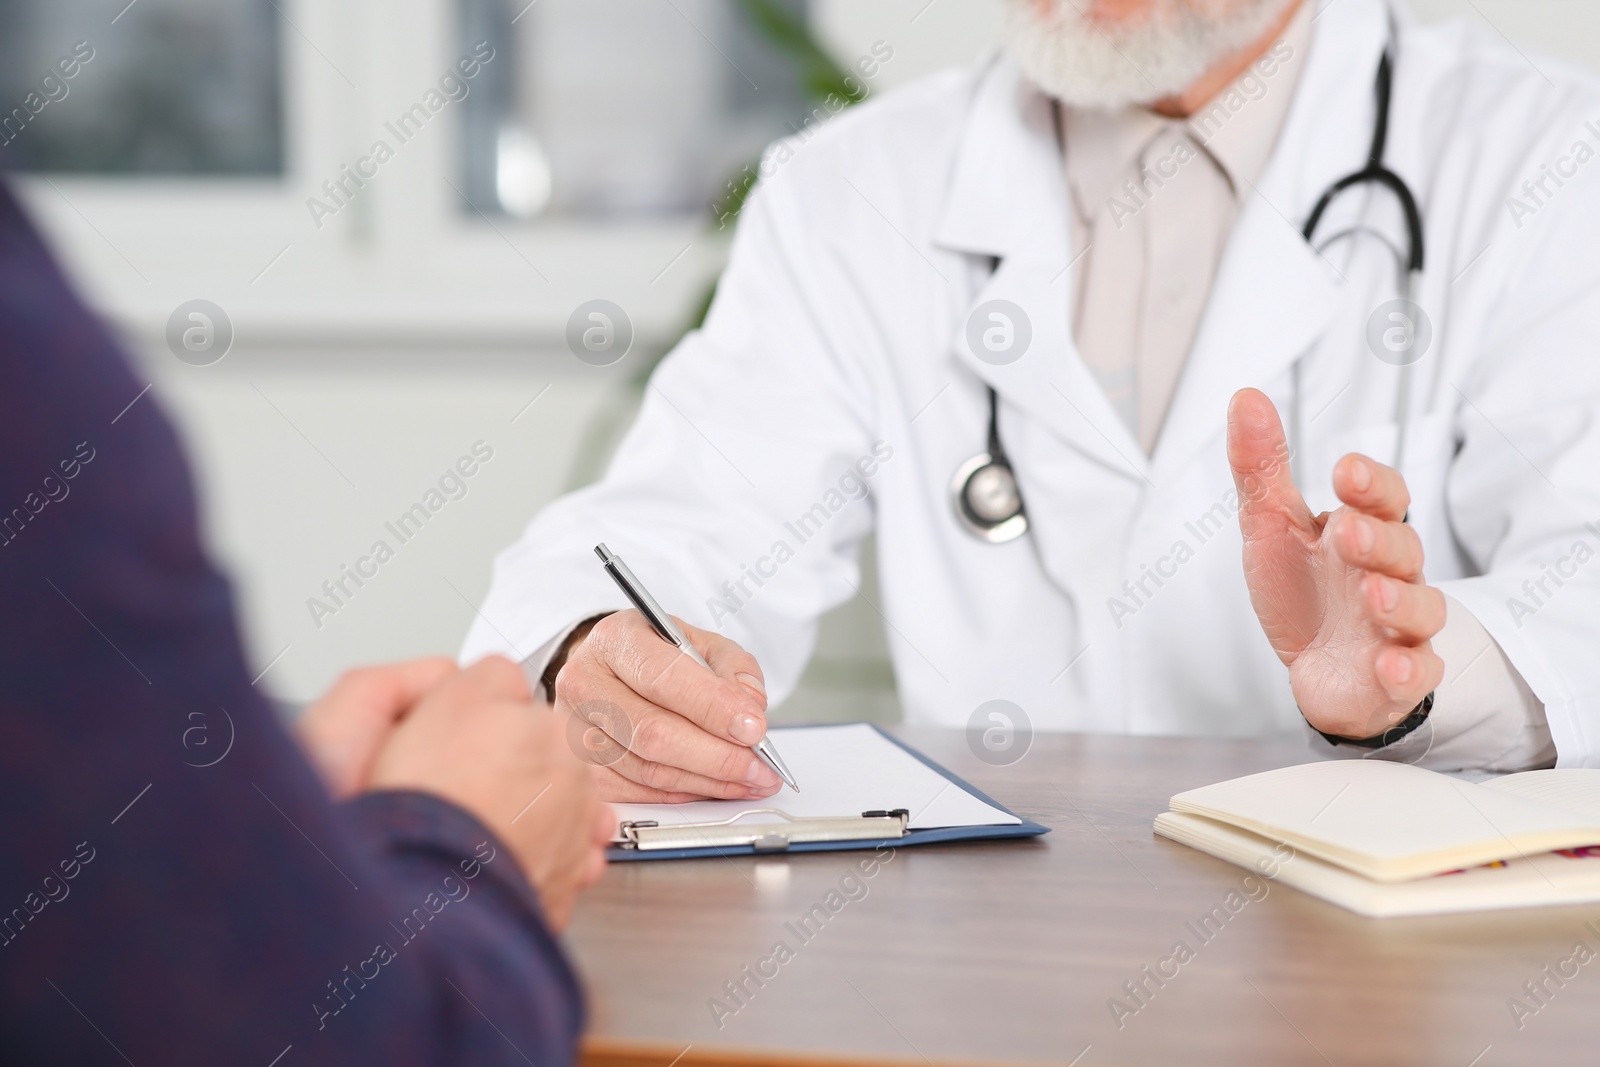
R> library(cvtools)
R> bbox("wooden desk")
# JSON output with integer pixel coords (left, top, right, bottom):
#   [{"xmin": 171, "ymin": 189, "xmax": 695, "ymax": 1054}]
[{"xmin": 568, "ymin": 729, "xmax": 1600, "ymax": 1066}]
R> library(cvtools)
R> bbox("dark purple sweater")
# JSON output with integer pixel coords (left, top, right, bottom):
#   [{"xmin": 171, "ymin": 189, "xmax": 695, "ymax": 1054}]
[{"xmin": 0, "ymin": 181, "xmax": 583, "ymax": 1065}]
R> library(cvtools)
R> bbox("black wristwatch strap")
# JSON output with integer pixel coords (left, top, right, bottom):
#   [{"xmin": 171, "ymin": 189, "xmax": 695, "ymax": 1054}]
[{"xmin": 1312, "ymin": 691, "xmax": 1435, "ymax": 749}]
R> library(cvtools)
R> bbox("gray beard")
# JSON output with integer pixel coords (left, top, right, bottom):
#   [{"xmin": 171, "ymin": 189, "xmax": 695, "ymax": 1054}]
[{"xmin": 1000, "ymin": 0, "xmax": 1299, "ymax": 109}]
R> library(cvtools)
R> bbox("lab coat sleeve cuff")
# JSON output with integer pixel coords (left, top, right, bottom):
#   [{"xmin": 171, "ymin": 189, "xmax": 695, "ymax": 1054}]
[
  {"xmin": 1425, "ymin": 594, "xmax": 1554, "ymax": 769},
  {"xmin": 522, "ymin": 622, "xmax": 580, "ymax": 701},
  {"xmin": 1435, "ymin": 575, "xmax": 1588, "ymax": 768}
]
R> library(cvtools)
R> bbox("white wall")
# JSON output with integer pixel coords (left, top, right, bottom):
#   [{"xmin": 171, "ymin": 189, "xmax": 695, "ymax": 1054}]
[
  {"xmin": 141, "ymin": 343, "xmax": 618, "ymax": 698},
  {"xmin": 1407, "ymin": 1, "xmax": 1600, "ymax": 72},
  {"xmin": 811, "ymin": 0, "xmax": 1005, "ymax": 89}
]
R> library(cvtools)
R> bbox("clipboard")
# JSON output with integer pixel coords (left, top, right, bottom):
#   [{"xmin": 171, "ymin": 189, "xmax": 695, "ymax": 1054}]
[{"xmin": 608, "ymin": 724, "xmax": 1050, "ymax": 861}]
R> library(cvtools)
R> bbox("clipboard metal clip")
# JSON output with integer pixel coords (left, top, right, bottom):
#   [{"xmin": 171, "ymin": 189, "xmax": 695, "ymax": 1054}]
[{"xmin": 617, "ymin": 808, "xmax": 910, "ymax": 853}]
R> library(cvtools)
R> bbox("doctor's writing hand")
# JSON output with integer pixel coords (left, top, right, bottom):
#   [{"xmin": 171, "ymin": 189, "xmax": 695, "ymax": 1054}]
[
  {"xmin": 552, "ymin": 610, "xmax": 781, "ymax": 803},
  {"xmin": 1227, "ymin": 389, "xmax": 1445, "ymax": 741}
]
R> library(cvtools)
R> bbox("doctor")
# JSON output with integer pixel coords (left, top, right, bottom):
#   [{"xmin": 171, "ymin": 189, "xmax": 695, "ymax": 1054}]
[{"xmin": 465, "ymin": 0, "xmax": 1600, "ymax": 800}]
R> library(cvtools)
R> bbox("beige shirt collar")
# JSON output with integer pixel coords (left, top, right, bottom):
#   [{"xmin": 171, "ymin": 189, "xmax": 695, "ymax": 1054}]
[{"xmin": 1062, "ymin": 1, "xmax": 1313, "ymax": 219}]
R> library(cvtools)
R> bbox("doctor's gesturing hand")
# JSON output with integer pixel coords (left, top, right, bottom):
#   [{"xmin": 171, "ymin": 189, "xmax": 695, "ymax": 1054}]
[
  {"xmin": 549, "ymin": 611, "xmax": 782, "ymax": 803},
  {"xmin": 1227, "ymin": 389, "xmax": 1446, "ymax": 741}
]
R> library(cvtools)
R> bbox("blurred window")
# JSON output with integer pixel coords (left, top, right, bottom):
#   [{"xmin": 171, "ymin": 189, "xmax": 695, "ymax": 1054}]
[
  {"xmin": 459, "ymin": 0, "xmax": 811, "ymax": 219},
  {"xmin": 0, "ymin": 0, "xmax": 282, "ymax": 174}
]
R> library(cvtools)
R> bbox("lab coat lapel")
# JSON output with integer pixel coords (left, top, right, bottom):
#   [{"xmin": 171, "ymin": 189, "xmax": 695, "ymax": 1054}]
[
  {"xmin": 934, "ymin": 57, "xmax": 1152, "ymax": 485},
  {"xmin": 1149, "ymin": 0, "xmax": 1393, "ymax": 480}
]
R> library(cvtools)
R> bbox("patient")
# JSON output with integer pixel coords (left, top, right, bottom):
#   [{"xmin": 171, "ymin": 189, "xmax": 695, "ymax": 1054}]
[{"xmin": 0, "ymin": 180, "xmax": 610, "ymax": 1064}]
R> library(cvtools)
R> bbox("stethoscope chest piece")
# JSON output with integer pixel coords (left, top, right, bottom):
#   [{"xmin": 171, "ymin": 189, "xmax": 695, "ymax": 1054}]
[{"xmin": 952, "ymin": 450, "xmax": 1028, "ymax": 543}]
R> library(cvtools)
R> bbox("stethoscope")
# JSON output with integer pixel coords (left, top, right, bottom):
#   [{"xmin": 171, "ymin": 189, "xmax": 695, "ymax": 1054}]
[
  {"xmin": 952, "ymin": 385, "xmax": 1028, "ymax": 542},
  {"xmin": 953, "ymin": 15, "xmax": 1425, "ymax": 544}
]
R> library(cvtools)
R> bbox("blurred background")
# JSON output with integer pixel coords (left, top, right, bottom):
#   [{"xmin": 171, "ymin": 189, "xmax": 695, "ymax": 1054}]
[{"xmin": 7, "ymin": 0, "xmax": 1599, "ymax": 717}]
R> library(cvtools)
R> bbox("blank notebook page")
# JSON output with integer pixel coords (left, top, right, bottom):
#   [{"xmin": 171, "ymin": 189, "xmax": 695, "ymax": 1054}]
[
  {"xmin": 1483, "ymin": 770, "xmax": 1600, "ymax": 821},
  {"xmin": 609, "ymin": 723, "xmax": 1019, "ymax": 840}
]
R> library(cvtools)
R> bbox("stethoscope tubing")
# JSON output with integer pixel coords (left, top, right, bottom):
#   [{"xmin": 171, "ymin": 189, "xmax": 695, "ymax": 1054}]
[{"xmin": 956, "ymin": 13, "xmax": 1423, "ymax": 541}]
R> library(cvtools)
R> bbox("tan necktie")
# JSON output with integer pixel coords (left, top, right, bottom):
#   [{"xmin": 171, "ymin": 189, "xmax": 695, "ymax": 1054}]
[{"xmin": 1070, "ymin": 120, "xmax": 1239, "ymax": 455}]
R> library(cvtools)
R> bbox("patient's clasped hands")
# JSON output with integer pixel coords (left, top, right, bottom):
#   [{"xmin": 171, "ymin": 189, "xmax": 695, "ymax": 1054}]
[{"xmin": 296, "ymin": 655, "xmax": 614, "ymax": 930}]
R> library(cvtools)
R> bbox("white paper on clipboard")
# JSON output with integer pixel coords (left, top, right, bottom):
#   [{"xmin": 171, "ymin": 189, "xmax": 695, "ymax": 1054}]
[{"xmin": 609, "ymin": 723, "xmax": 1021, "ymax": 841}]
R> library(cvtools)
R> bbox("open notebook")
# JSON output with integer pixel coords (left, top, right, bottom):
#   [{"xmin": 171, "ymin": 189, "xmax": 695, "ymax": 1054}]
[
  {"xmin": 608, "ymin": 723, "xmax": 1047, "ymax": 860},
  {"xmin": 1154, "ymin": 760, "xmax": 1600, "ymax": 916}
]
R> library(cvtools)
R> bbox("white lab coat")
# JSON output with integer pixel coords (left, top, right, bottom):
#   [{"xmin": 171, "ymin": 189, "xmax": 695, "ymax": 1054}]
[{"xmin": 466, "ymin": 0, "xmax": 1600, "ymax": 765}]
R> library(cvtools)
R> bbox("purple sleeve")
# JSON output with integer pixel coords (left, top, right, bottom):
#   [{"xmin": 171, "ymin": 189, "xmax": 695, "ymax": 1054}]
[{"xmin": 0, "ymin": 180, "xmax": 583, "ymax": 1065}]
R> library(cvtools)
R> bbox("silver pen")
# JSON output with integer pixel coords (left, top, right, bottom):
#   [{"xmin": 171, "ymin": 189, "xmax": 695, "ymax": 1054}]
[{"xmin": 594, "ymin": 543, "xmax": 799, "ymax": 792}]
